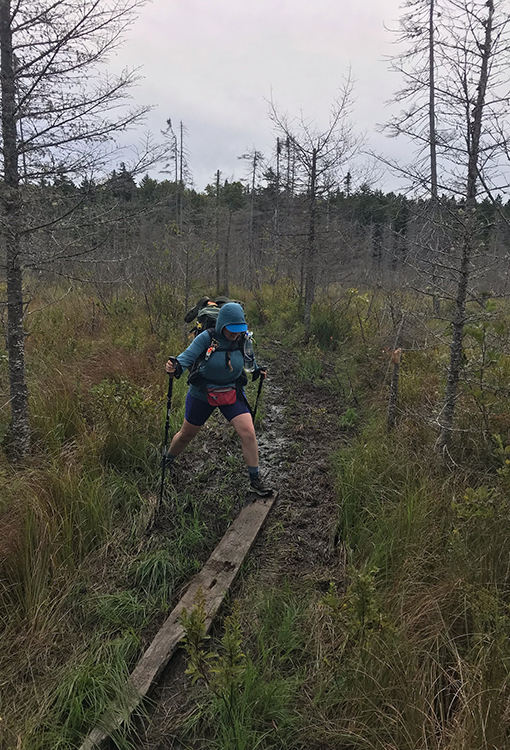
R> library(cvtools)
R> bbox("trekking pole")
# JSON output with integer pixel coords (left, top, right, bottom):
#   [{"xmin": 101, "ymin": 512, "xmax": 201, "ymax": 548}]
[
  {"xmin": 252, "ymin": 370, "xmax": 266, "ymax": 423},
  {"xmin": 158, "ymin": 364, "xmax": 176, "ymax": 510}
]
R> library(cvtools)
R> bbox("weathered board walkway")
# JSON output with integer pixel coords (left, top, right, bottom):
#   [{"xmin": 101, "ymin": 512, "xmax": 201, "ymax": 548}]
[{"xmin": 80, "ymin": 493, "xmax": 277, "ymax": 750}]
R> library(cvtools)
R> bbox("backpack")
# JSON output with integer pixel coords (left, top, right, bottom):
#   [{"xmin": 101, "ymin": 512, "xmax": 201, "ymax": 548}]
[
  {"xmin": 194, "ymin": 301, "xmax": 223, "ymax": 337},
  {"xmin": 185, "ymin": 295, "xmax": 240, "ymax": 338}
]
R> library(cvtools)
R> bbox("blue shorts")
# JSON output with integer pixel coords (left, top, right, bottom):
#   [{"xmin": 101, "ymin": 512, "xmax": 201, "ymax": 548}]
[{"xmin": 184, "ymin": 391, "xmax": 250, "ymax": 426}]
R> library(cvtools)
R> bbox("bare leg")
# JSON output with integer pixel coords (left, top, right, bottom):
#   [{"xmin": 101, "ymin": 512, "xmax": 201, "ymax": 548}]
[
  {"xmin": 168, "ymin": 419, "xmax": 202, "ymax": 457},
  {"xmin": 230, "ymin": 412, "xmax": 258, "ymax": 467}
]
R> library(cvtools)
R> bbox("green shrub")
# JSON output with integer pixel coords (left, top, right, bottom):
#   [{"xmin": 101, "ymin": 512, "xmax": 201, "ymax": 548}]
[
  {"xmin": 311, "ymin": 300, "xmax": 353, "ymax": 349},
  {"xmin": 181, "ymin": 596, "xmax": 301, "ymax": 749}
]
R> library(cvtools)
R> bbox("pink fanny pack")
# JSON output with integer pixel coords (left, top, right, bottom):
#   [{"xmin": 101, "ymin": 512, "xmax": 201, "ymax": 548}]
[{"xmin": 206, "ymin": 386, "xmax": 237, "ymax": 406}]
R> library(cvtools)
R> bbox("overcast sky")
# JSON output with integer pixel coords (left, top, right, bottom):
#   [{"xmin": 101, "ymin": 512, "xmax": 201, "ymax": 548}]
[{"xmin": 111, "ymin": 0, "xmax": 408, "ymax": 192}]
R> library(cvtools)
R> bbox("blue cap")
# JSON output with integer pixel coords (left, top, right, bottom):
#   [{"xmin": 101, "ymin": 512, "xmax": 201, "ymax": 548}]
[{"xmin": 225, "ymin": 322, "xmax": 248, "ymax": 332}]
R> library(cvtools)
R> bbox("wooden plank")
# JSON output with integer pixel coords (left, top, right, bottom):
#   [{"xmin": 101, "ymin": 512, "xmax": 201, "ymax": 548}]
[{"xmin": 80, "ymin": 493, "xmax": 276, "ymax": 750}]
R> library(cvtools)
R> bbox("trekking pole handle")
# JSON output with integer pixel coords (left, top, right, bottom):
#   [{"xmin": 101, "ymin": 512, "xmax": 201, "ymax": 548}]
[
  {"xmin": 166, "ymin": 356, "xmax": 182, "ymax": 379},
  {"xmin": 252, "ymin": 367, "xmax": 267, "ymax": 381}
]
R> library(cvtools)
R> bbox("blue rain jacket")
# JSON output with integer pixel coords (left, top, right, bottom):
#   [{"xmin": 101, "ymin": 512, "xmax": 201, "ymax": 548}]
[{"xmin": 177, "ymin": 303, "xmax": 255, "ymax": 402}]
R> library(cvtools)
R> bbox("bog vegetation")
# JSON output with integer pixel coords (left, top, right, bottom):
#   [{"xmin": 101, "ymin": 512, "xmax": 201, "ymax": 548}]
[
  {"xmin": 1, "ymin": 279, "xmax": 510, "ymax": 748},
  {"xmin": 2, "ymin": 0, "xmax": 510, "ymax": 748}
]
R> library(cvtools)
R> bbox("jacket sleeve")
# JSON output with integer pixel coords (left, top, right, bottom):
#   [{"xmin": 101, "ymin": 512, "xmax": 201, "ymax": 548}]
[{"xmin": 176, "ymin": 331, "xmax": 211, "ymax": 371}]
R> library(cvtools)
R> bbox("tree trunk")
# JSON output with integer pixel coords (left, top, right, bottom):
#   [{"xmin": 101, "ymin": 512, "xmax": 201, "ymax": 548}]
[
  {"xmin": 303, "ymin": 147, "xmax": 317, "ymax": 343},
  {"xmin": 178, "ymin": 120, "xmax": 184, "ymax": 234},
  {"xmin": 437, "ymin": 0, "xmax": 494, "ymax": 455},
  {"xmin": 429, "ymin": 0, "xmax": 441, "ymax": 316},
  {"xmin": 215, "ymin": 169, "xmax": 220, "ymax": 295},
  {"xmin": 224, "ymin": 211, "xmax": 231, "ymax": 296},
  {"xmin": 0, "ymin": 0, "xmax": 30, "ymax": 460},
  {"xmin": 429, "ymin": 0, "xmax": 438, "ymax": 200},
  {"xmin": 273, "ymin": 137, "xmax": 281, "ymax": 280},
  {"xmin": 437, "ymin": 237, "xmax": 470, "ymax": 453},
  {"xmin": 247, "ymin": 152, "xmax": 260, "ymax": 290}
]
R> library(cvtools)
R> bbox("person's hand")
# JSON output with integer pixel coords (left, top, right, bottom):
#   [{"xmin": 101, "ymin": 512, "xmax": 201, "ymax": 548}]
[
  {"xmin": 252, "ymin": 367, "xmax": 267, "ymax": 381},
  {"xmin": 165, "ymin": 357, "xmax": 182, "ymax": 378}
]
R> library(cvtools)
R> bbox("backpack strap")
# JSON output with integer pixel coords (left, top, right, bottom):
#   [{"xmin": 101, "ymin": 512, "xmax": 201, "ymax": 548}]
[
  {"xmin": 204, "ymin": 330, "xmax": 220, "ymax": 361},
  {"xmin": 187, "ymin": 329, "xmax": 214, "ymax": 387}
]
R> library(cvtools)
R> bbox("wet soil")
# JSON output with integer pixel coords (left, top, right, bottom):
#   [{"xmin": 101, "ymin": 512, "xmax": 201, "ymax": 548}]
[{"xmin": 135, "ymin": 341, "xmax": 348, "ymax": 749}]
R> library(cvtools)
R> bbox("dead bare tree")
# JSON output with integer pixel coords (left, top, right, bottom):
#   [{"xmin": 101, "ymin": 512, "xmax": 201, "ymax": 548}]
[
  {"xmin": 387, "ymin": 0, "xmax": 510, "ymax": 456},
  {"xmin": 436, "ymin": 0, "xmax": 502, "ymax": 455},
  {"xmin": 238, "ymin": 148, "xmax": 264, "ymax": 289},
  {"xmin": 388, "ymin": 0, "xmax": 443, "ymax": 313},
  {"xmin": 269, "ymin": 75, "xmax": 361, "ymax": 342},
  {"xmin": 0, "ymin": 0, "xmax": 157, "ymax": 460}
]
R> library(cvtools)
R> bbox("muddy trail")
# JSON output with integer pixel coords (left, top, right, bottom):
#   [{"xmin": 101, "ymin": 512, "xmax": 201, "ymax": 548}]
[{"xmin": 135, "ymin": 340, "xmax": 348, "ymax": 749}]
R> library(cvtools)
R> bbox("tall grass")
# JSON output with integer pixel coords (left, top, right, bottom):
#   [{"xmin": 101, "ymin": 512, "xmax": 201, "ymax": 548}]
[
  {"xmin": 0, "ymin": 284, "xmax": 234, "ymax": 747},
  {"xmin": 4, "ymin": 282, "xmax": 510, "ymax": 748},
  {"xmin": 194, "ymin": 289, "xmax": 510, "ymax": 749},
  {"xmin": 0, "ymin": 467, "xmax": 113, "ymax": 625},
  {"xmin": 207, "ymin": 413, "xmax": 510, "ymax": 748},
  {"xmin": 25, "ymin": 634, "xmax": 141, "ymax": 750},
  {"xmin": 313, "ymin": 404, "xmax": 510, "ymax": 748}
]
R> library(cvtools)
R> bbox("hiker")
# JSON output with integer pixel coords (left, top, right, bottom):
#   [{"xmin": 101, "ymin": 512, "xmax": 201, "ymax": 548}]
[{"xmin": 165, "ymin": 302, "xmax": 273, "ymax": 497}]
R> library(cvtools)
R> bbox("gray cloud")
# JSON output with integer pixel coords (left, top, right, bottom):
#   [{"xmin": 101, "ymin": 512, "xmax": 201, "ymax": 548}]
[{"xmin": 110, "ymin": 0, "xmax": 406, "ymax": 190}]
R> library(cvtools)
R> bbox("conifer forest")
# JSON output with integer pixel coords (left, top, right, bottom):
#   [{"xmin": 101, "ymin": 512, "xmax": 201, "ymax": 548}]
[{"xmin": 2, "ymin": 1, "xmax": 510, "ymax": 748}]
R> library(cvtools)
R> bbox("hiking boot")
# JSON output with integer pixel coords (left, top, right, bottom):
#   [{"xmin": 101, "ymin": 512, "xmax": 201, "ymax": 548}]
[{"xmin": 249, "ymin": 476, "xmax": 274, "ymax": 497}]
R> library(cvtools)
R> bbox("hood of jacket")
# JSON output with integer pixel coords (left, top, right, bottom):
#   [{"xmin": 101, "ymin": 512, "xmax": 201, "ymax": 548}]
[{"xmin": 215, "ymin": 302, "xmax": 247, "ymax": 334}]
